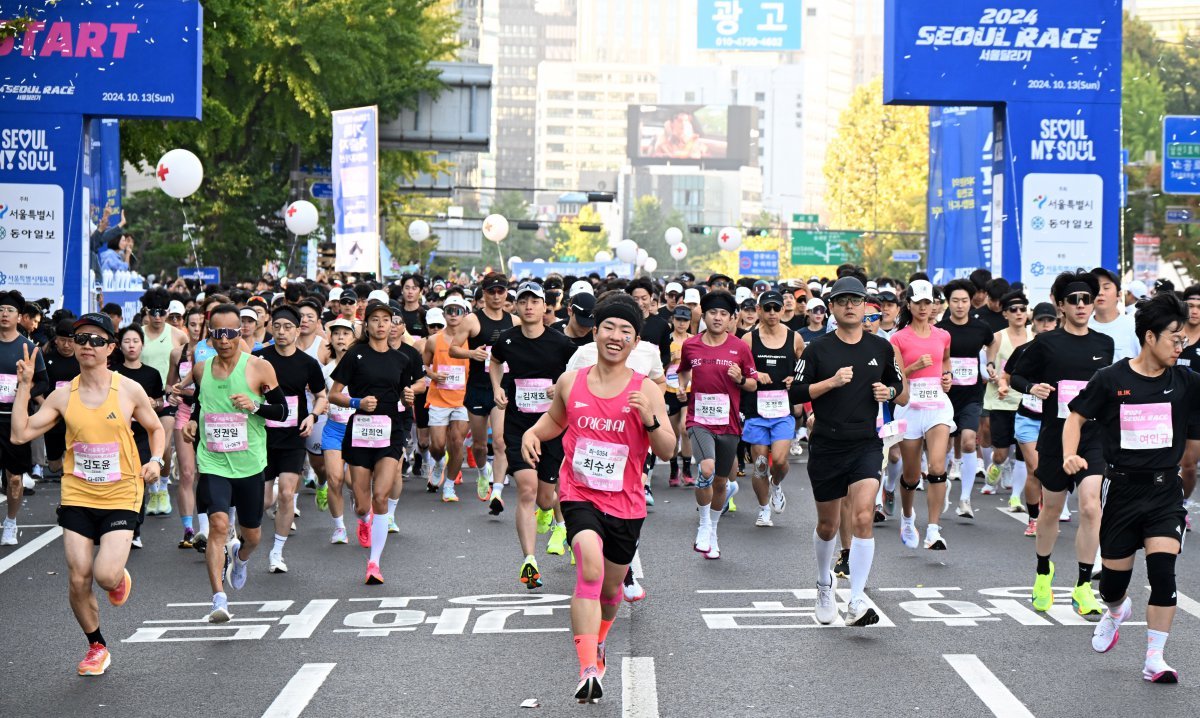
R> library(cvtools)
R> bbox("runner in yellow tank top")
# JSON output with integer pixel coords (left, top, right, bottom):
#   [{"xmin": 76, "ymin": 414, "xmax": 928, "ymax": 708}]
[{"xmin": 10, "ymin": 313, "xmax": 164, "ymax": 678}]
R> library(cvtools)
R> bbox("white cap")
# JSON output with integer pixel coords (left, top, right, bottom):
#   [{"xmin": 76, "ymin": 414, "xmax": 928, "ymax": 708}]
[
  {"xmin": 664, "ymin": 282, "xmax": 684, "ymax": 296},
  {"xmin": 328, "ymin": 287, "xmax": 343, "ymax": 302},
  {"xmin": 808, "ymin": 281, "xmax": 822, "ymax": 293},
  {"xmin": 909, "ymin": 279, "xmax": 935, "ymax": 302},
  {"xmin": 806, "ymin": 297, "xmax": 826, "ymax": 311},
  {"xmin": 443, "ymin": 295, "xmax": 472, "ymax": 312},
  {"xmin": 196, "ymin": 291, "xmax": 206, "ymax": 303},
  {"xmin": 367, "ymin": 289, "xmax": 390, "ymax": 304},
  {"xmin": 683, "ymin": 288, "xmax": 702, "ymax": 304},
  {"xmin": 239, "ymin": 308, "xmax": 259, "ymax": 321},
  {"xmin": 425, "ymin": 307, "xmax": 446, "ymax": 326},
  {"xmin": 167, "ymin": 300, "xmax": 185, "ymax": 316},
  {"xmin": 569, "ymin": 280, "xmax": 594, "ymax": 298},
  {"xmin": 326, "ymin": 318, "xmax": 355, "ymax": 333},
  {"xmin": 866, "ymin": 280, "xmax": 878, "ymax": 291},
  {"xmin": 735, "ymin": 286, "xmax": 754, "ymax": 305},
  {"xmin": 1124, "ymin": 279, "xmax": 1149, "ymax": 299}
]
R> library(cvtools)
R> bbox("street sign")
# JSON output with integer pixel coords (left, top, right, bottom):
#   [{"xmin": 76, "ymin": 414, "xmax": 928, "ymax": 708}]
[
  {"xmin": 1166, "ymin": 207, "xmax": 1198, "ymax": 224},
  {"xmin": 738, "ymin": 250, "xmax": 779, "ymax": 277},
  {"xmin": 792, "ymin": 213, "xmax": 819, "ymax": 224},
  {"xmin": 178, "ymin": 266, "xmax": 221, "ymax": 285},
  {"xmin": 1163, "ymin": 116, "xmax": 1200, "ymax": 195},
  {"xmin": 891, "ymin": 249, "xmax": 922, "ymax": 263},
  {"xmin": 790, "ymin": 229, "xmax": 856, "ymax": 265},
  {"xmin": 310, "ymin": 182, "xmax": 333, "ymax": 200},
  {"xmin": 1132, "ymin": 234, "xmax": 1160, "ymax": 282}
]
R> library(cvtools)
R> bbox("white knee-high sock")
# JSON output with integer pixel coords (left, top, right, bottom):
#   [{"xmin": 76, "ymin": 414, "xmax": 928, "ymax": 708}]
[
  {"xmin": 814, "ymin": 530, "xmax": 837, "ymax": 586},
  {"xmin": 849, "ymin": 537, "xmax": 875, "ymax": 603},
  {"xmin": 369, "ymin": 513, "xmax": 389, "ymax": 564},
  {"xmin": 1010, "ymin": 460, "xmax": 1028, "ymax": 499},
  {"xmin": 884, "ymin": 460, "xmax": 901, "ymax": 492},
  {"xmin": 960, "ymin": 452, "xmax": 978, "ymax": 500}
]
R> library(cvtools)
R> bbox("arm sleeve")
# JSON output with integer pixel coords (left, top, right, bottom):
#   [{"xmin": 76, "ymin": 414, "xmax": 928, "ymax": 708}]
[{"xmin": 255, "ymin": 385, "xmax": 289, "ymax": 422}]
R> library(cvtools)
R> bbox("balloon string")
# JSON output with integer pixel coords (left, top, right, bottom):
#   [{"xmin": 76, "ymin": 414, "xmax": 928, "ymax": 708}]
[{"xmin": 179, "ymin": 203, "xmax": 201, "ymax": 271}]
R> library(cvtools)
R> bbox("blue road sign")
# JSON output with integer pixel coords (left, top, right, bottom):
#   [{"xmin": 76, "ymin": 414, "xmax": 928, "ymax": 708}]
[
  {"xmin": 1163, "ymin": 116, "xmax": 1200, "ymax": 196},
  {"xmin": 1166, "ymin": 208, "xmax": 1196, "ymax": 224},
  {"xmin": 738, "ymin": 250, "xmax": 779, "ymax": 277},
  {"xmin": 892, "ymin": 250, "xmax": 922, "ymax": 263},
  {"xmin": 310, "ymin": 182, "xmax": 333, "ymax": 200}
]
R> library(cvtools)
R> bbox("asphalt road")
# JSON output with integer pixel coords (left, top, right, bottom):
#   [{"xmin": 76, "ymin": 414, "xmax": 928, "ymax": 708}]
[{"xmin": 2, "ymin": 457, "xmax": 1199, "ymax": 718}]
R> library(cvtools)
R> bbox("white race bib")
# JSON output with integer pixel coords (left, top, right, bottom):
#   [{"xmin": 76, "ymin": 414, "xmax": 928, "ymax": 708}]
[
  {"xmin": 265, "ymin": 395, "xmax": 299, "ymax": 428},
  {"xmin": 757, "ymin": 389, "xmax": 789, "ymax": 419},
  {"xmin": 438, "ymin": 364, "xmax": 466, "ymax": 390},
  {"xmin": 950, "ymin": 357, "xmax": 978, "ymax": 386},
  {"xmin": 0, "ymin": 373, "xmax": 17, "ymax": 403},
  {"xmin": 72, "ymin": 442, "xmax": 121, "ymax": 483},
  {"xmin": 514, "ymin": 378, "xmax": 552, "ymax": 413},
  {"xmin": 1119, "ymin": 402, "xmax": 1173, "ymax": 450},
  {"xmin": 909, "ymin": 377, "xmax": 947, "ymax": 410},
  {"xmin": 1021, "ymin": 392, "xmax": 1044, "ymax": 414},
  {"xmin": 666, "ymin": 363, "xmax": 680, "ymax": 389},
  {"xmin": 329, "ymin": 392, "xmax": 355, "ymax": 423},
  {"xmin": 571, "ymin": 439, "xmax": 628, "ymax": 492},
  {"xmin": 203, "ymin": 413, "xmax": 248, "ymax": 452},
  {"xmin": 1057, "ymin": 379, "xmax": 1088, "ymax": 419},
  {"xmin": 351, "ymin": 414, "xmax": 392, "ymax": 448},
  {"xmin": 694, "ymin": 393, "xmax": 731, "ymax": 425}
]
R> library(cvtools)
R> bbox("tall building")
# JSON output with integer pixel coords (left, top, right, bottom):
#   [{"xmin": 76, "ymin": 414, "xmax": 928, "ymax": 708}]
[{"xmin": 1125, "ymin": 0, "xmax": 1200, "ymax": 39}]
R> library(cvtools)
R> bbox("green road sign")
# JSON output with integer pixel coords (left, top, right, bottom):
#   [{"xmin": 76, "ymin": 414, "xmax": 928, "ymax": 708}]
[
  {"xmin": 790, "ymin": 229, "xmax": 857, "ymax": 264},
  {"xmin": 792, "ymin": 213, "xmax": 819, "ymax": 224}
]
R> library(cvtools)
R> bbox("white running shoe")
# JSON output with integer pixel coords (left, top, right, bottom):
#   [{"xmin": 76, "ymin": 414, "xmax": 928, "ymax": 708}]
[
  {"xmin": 623, "ymin": 575, "xmax": 646, "ymax": 602},
  {"xmin": 947, "ymin": 459, "xmax": 961, "ymax": 481},
  {"xmin": 815, "ymin": 573, "xmax": 838, "ymax": 625},
  {"xmin": 845, "ymin": 599, "xmax": 879, "ymax": 627},
  {"xmin": 0, "ymin": 522, "xmax": 17, "ymax": 546},
  {"xmin": 755, "ymin": 506, "xmax": 774, "ymax": 527},
  {"xmin": 1091, "ymin": 597, "xmax": 1131, "ymax": 653},
  {"xmin": 955, "ymin": 499, "xmax": 975, "ymax": 519},
  {"xmin": 21, "ymin": 473, "xmax": 35, "ymax": 490},
  {"xmin": 694, "ymin": 523, "xmax": 711, "ymax": 554},
  {"xmin": 208, "ymin": 594, "xmax": 232, "ymax": 624},
  {"xmin": 1060, "ymin": 503, "xmax": 1072, "ymax": 522},
  {"xmin": 721, "ymin": 481, "xmax": 740, "ymax": 515},
  {"xmin": 1144, "ymin": 653, "xmax": 1179, "ymax": 684},
  {"xmin": 704, "ymin": 529, "xmax": 720, "ymax": 560},
  {"xmin": 790, "ymin": 438, "xmax": 804, "ymax": 457},
  {"xmin": 227, "ymin": 540, "xmax": 248, "ymax": 590},
  {"xmin": 980, "ymin": 484, "xmax": 997, "ymax": 495},
  {"xmin": 924, "ymin": 525, "xmax": 947, "ymax": 550},
  {"xmin": 330, "ymin": 527, "xmax": 348, "ymax": 544},
  {"xmin": 268, "ymin": 549, "xmax": 288, "ymax": 574},
  {"xmin": 770, "ymin": 482, "xmax": 786, "ymax": 513},
  {"xmin": 900, "ymin": 517, "xmax": 919, "ymax": 549}
]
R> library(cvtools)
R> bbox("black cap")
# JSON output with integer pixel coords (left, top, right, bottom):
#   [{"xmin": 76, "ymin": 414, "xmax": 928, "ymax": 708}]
[
  {"xmin": 571, "ymin": 292, "xmax": 596, "ymax": 327},
  {"xmin": 339, "ymin": 289, "xmax": 358, "ymax": 302},
  {"xmin": 389, "ymin": 300, "xmax": 406, "ymax": 319},
  {"xmin": 55, "ymin": 318, "xmax": 76, "ymax": 337},
  {"xmin": 270, "ymin": 305, "xmax": 301, "ymax": 326},
  {"xmin": 1032, "ymin": 302, "xmax": 1057, "ymax": 320},
  {"xmin": 679, "ymin": 271, "xmax": 696, "ymax": 283},
  {"xmin": 363, "ymin": 299, "xmax": 395, "ymax": 318},
  {"xmin": 758, "ymin": 290, "xmax": 784, "ymax": 308},
  {"xmin": 73, "ymin": 312, "xmax": 116, "ymax": 338},
  {"xmin": 1091, "ymin": 267, "xmax": 1120, "ymax": 287},
  {"xmin": 877, "ymin": 289, "xmax": 898, "ymax": 302},
  {"xmin": 0, "ymin": 290, "xmax": 25, "ymax": 312},
  {"xmin": 247, "ymin": 295, "xmax": 270, "ymax": 309},
  {"xmin": 827, "ymin": 276, "xmax": 867, "ymax": 299},
  {"xmin": 673, "ymin": 305, "xmax": 693, "ymax": 320},
  {"xmin": 708, "ymin": 273, "xmax": 734, "ymax": 286},
  {"xmin": 481, "ymin": 274, "xmax": 508, "ymax": 291}
]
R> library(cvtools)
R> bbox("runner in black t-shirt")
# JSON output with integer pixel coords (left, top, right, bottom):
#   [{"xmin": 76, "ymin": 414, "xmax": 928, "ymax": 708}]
[
  {"xmin": 399, "ymin": 274, "xmax": 429, "ymax": 338},
  {"xmin": 1066, "ymin": 293, "xmax": 1195, "ymax": 684},
  {"xmin": 384, "ymin": 308, "xmax": 427, "ymax": 532},
  {"xmin": 114, "ymin": 325, "xmax": 166, "ymax": 547},
  {"xmin": 551, "ymin": 292, "xmax": 596, "ymax": 347},
  {"xmin": 43, "ymin": 319, "xmax": 80, "ymax": 480},
  {"xmin": 1175, "ymin": 285, "xmax": 1200, "ymax": 515},
  {"xmin": 936, "ymin": 279, "xmax": 994, "ymax": 519}
]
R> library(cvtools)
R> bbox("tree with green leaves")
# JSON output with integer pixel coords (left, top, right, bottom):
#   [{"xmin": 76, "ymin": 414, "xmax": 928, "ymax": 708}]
[{"xmin": 626, "ymin": 196, "xmax": 688, "ymax": 267}]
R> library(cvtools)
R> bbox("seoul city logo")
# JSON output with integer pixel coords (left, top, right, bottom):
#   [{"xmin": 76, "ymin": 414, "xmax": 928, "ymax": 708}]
[
  {"xmin": 0, "ymin": 271, "xmax": 7, "ymax": 286},
  {"xmin": 0, "ymin": 203, "xmax": 8, "ymax": 219},
  {"xmin": 1032, "ymin": 194, "xmax": 1048, "ymax": 209},
  {"xmin": 1029, "ymin": 262, "xmax": 1046, "ymax": 277}
]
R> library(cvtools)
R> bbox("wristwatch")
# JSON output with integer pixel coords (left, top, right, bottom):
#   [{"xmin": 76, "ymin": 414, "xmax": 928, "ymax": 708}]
[
  {"xmin": 149, "ymin": 456, "xmax": 165, "ymax": 469},
  {"xmin": 643, "ymin": 415, "xmax": 661, "ymax": 432}
]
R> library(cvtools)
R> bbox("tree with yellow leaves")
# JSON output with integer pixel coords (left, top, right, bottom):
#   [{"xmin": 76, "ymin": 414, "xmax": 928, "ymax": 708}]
[{"xmin": 549, "ymin": 205, "xmax": 610, "ymax": 263}]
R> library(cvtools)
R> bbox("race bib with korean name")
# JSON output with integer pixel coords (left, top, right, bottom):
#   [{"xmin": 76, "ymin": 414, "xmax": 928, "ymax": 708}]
[
  {"xmin": 571, "ymin": 439, "xmax": 628, "ymax": 492},
  {"xmin": 694, "ymin": 393, "xmax": 731, "ymax": 425},
  {"xmin": 1021, "ymin": 392, "xmax": 1044, "ymax": 414},
  {"xmin": 203, "ymin": 413, "xmax": 248, "ymax": 453},
  {"xmin": 1119, "ymin": 403, "xmax": 1173, "ymax": 450},
  {"xmin": 757, "ymin": 389, "xmax": 789, "ymax": 419},
  {"xmin": 329, "ymin": 392, "xmax": 354, "ymax": 424},
  {"xmin": 1057, "ymin": 379, "xmax": 1088, "ymax": 419},
  {"xmin": 950, "ymin": 357, "xmax": 979, "ymax": 386},
  {"xmin": 0, "ymin": 373, "xmax": 17, "ymax": 403},
  {"xmin": 438, "ymin": 364, "xmax": 466, "ymax": 390},
  {"xmin": 514, "ymin": 378, "xmax": 552, "ymax": 413},
  {"xmin": 351, "ymin": 414, "xmax": 392, "ymax": 448},
  {"xmin": 72, "ymin": 442, "xmax": 121, "ymax": 483},
  {"xmin": 909, "ymin": 377, "xmax": 947, "ymax": 410},
  {"xmin": 265, "ymin": 396, "xmax": 299, "ymax": 429}
]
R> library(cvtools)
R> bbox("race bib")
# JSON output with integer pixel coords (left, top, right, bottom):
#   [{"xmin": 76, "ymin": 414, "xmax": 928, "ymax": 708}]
[
  {"xmin": 0, "ymin": 373, "xmax": 17, "ymax": 403},
  {"xmin": 666, "ymin": 363, "xmax": 680, "ymax": 389},
  {"xmin": 757, "ymin": 389, "xmax": 789, "ymax": 419},
  {"xmin": 329, "ymin": 392, "xmax": 355, "ymax": 424},
  {"xmin": 571, "ymin": 439, "xmax": 628, "ymax": 492},
  {"xmin": 1021, "ymin": 392, "xmax": 1044, "ymax": 414},
  {"xmin": 950, "ymin": 357, "xmax": 979, "ymax": 386},
  {"xmin": 203, "ymin": 413, "xmax": 248, "ymax": 452},
  {"xmin": 483, "ymin": 346, "xmax": 509, "ymax": 373},
  {"xmin": 1057, "ymin": 379, "xmax": 1088, "ymax": 419},
  {"xmin": 55, "ymin": 380, "xmax": 70, "ymax": 390},
  {"xmin": 694, "ymin": 393, "xmax": 731, "ymax": 425},
  {"xmin": 351, "ymin": 414, "xmax": 392, "ymax": 448},
  {"xmin": 514, "ymin": 378, "xmax": 552, "ymax": 413},
  {"xmin": 909, "ymin": 377, "xmax": 947, "ymax": 410},
  {"xmin": 72, "ymin": 442, "xmax": 121, "ymax": 483},
  {"xmin": 1119, "ymin": 402, "xmax": 1173, "ymax": 450},
  {"xmin": 179, "ymin": 361, "xmax": 193, "ymax": 379},
  {"xmin": 265, "ymin": 395, "xmax": 299, "ymax": 428},
  {"xmin": 438, "ymin": 364, "xmax": 466, "ymax": 390}
]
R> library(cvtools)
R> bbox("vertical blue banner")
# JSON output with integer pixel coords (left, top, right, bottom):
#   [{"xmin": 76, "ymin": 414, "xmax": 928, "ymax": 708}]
[
  {"xmin": 88, "ymin": 119, "xmax": 122, "ymax": 227},
  {"xmin": 332, "ymin": 106, "xmax": 380, "ymax": 275},
  {"xmin": 927, "ymin": 107, "xmax": 995, "ymax": 283}
]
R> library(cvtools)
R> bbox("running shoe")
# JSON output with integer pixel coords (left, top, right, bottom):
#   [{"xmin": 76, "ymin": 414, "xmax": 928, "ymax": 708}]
[
  {"xmin": 694, "ymin": 524, "xmax": 711, "ymax": 554},
  {"xmin": 845, "ymin": 599, "xmax": 879, "ymax": 627},
  {"xmin": 1091, "ymin": 597, "xmax": 1130, "ymax": 652},
  {"xmin": 623, "ymin": 570, "xmax": 646, "ymax": 602},
  {"xmin": 924, "ymin": 525, "xmax": 947, "ymax": 550},
  {"xmin": 145, "ymin": 492, "xmax": 160, "ymax": 516},
  {"xmin": 682, "ymin": 468, "xmax": 695, "ymax": 487},
  {"xmin": 736, "ymin": 467, "xmax": 746, "ymax": 478},
  {"xmin": 790, "ymin": 437, "xmax": 805, "ymax": 456},
  {"xmin": 268, "ymin": 549, "xmax": 288, "ymax": 574},
  {"xmin": 883, "ymin": 488, "xmax": 894, "ymax": 515},
  {"xmin": 520, "ymin": 558, "xmax": 542, "ymax": 589},
  {"xmin": 77, "ymin": 642, "xmax": 111, "ymax": 676},
  {"xmin": 755, "ymin": 506, "xmax": 773, "ymax": 527},
  {"xmin": 770, "ymin": 483, "xmax": 786, "ymax": 514},
  {"xmin": 948, "ymin": 459, "xmax": 961, "ymax": 481},
  {"xmin": 816, "ymin": 573, "xmax": 838, "ymax": 625},
  {"xmin": 833, "ymin": 549, "xmax": 850, "ymax": 579},
  {"xmin": 159, "ymin": 491, "xmax": 173, "ymax": 516},
  {"xmin": 131, "ymin": 536, "xmax": 143, "ymax": 549},
  {"xmin": 984, "ymin": 463, "xmax": 1002, "ymax": 487},
  {"xmin": 387, "ymin": 516, "xmax": 399, "ymax": 533},
  {"xmin": 1060, "ymin": 504, "xmax": 1071, "ymax": 522},
  {"xmin": 575, "ymin": 666, "xmax": 603, "ymax": 703},
  {"xmin": 668, "ymin": 466, "xmax": 680, "ymax": 488},
  {"xmin": 330, "ymin": 527, "xmax": 348, "ymax": 544},
  {"xmin": 547, "ymin": 524, "xmax": 567, "ymax": 555},
  {"xmin": 980, "ymin": 484, "xmax": 996, "ymax": 495},
  {"xmin": 192, "ymin": 532, "xmax": 208, "ymax": 553},
  {"xmin": 873, "ymin": 504, "xmax": 887, "ymax": 523},
  {"xmin": 722, "ymin": 480, "xmax": 740, "ymax": 515},
  {"xmin": 1024, "ymin": 518, "xmax": 1037, "ymax": 537},
  {"xmin": 1144, "ymin": 653, "xmax": 1179, "ymax": 684},
  {"xmin": 536, "ymin": 508, "xmax": 553, "ymax": 535},
  {"xmin": 899, "ymin": 517, "xmax": 919, "ymax": 549},
  {"xmin": 365, "ymin": 560, "xmax": 384, "ymax": 585},
  {"xmin": 478, "ymin": 462, "xmax": 494, "ymax": 501},
  {"xmin": 107, "ymin": 568, "xmax": 132, "ymax": 606},
  {"xmin": 1031, "ymin": 563, "xmax": 1054, "ymax": 612},
  {"xmin": 208, "ymin": 593, "xmax": 231, "ymax": 624},
  {"xmin": 955, "ymin": 499, "xmax": 975, "ymax": 519},
  {"xmin": 315, "ymin": 484, "xmax": 329, "ymax": 512},
  {"xmin": 178, "ymin": 528, "xmax": 195, "ymax": 549},
  {"xmin": 227, "ymin": 540, "xmax": 248, "ymax": 590},
  {"xmin": 704, "ymin": 529, "xmax": 720, "ymax": 560},
  {"xmin": 357, "ymin": 517, "xmax": 371, "ymax": 548},
  {"xmin": 425, "ymin": 481, "xmax": 438, "ymax": 493},
  {"xmin": 1071, "ymin": 583, "xmax": 1103, "ymax": 619},
  {"xmin": 1008, "ymin": 496, "xmax": 1026, "ymax": 513},
  {"xmin": 644, "ymin": 485, "xmax": 655, "ymax": 507},
  {"xmin": 488, "ymin": 494, "xmax": 505, "ymax": 516},
  {"xmin": 442, "ymin": 482, "xmax": 459, "ymax": 502},
  {"xmin": 302, "ymin": 474, "xmax": 317, "ymax": 490}
]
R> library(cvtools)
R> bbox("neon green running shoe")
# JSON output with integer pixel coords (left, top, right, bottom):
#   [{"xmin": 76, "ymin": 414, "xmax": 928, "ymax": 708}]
[
  {"xmin": 536, "ymin": 507, "xmax": 553, "ymax": 535},
  {"xmin": 547, "ymin": 524, "xmax": 567, "ymax": 555},
  {"xmin": 1032, "ymin": 562, "xmax": 1055, "ymax": 612},
  {"xmin": 519, "ymin": 557, "xmax": 542, "ymax": 589},
  {"xmin": 315, "ymin": 484, "xmax": 329, "ymax": 512},
  {"xmin": 1072, "ymin": 582, "xmax": 1103, "ymax": 618},
  {"xmin": 985, "ymin": 463, "xmax": 1003, "ymax": 487}
]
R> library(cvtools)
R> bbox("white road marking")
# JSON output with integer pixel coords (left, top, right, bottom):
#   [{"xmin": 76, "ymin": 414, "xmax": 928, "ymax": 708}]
[
  {"xmin": 1172, "ymin": 591, "xmax": 1200, "ymax": 622},
  {"xmin": 0, "ymin": 526, "xmax": 62, "ymax": 576},
  {"xmin": 995, "ymin": 506, "xmax": 1031, "ymax": 524},
  {"xmin": 943, "ymin": 654, "xmax": 1035, "ymax": 718},
  {"xmin": 630, "ymin": 551, "xmax": 643, "ymax": 580},
  {"xmin": 261, "ymin": 662, "xmax": 336, "ymax": 718},
  {"xmin": 622, "ymin": 657, "xmax": 659, "ymax": 718}
]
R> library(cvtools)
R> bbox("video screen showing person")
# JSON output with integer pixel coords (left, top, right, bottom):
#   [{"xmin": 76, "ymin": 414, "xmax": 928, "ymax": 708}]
[{"xmin": 638, "ymin": 105, "xmax": 729, "ymax": 160}]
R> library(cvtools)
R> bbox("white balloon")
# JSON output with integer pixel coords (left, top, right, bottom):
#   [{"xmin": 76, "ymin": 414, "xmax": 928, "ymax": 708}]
[
  {"xmin": 664, "ymin": 226, "xmax": 684, "ymax": 246},
  {"xmin": 594, "ymin": 250, "xmax": 613, "ymax": 262},
  {"xmin": 533, "ymin": 258, "xmax": 545, "ymax": 264},
  {"xmin": 615, "ymin": 239, "xmax": 639, "ymax": 264},
  {"xmin": 717, "ymin": 227, "xmax": 742, "ymax": 252},
  {"xmin": 670, "ymin": 243, "xmax": 688, "ymax": 260},
  {"xmin": 284, "ymin": 200, "xmax": 320, "ymax": 236},
  {"xmin": 482, "ymin": 214, "xmax": 510, "ymax": 243},
  {"xmin": 636, "ymin": 248, "xmax": 649, "ymax": 267},
  {"xmin": 643, "ymin": 257, "xmax": 658, "ymax": 273},
  {"xmin": 155, "ymin": 149, "xmax": 204, "ymax": 199},
  {"xmin": 508, "ymin": 256, "xmax": 524, "ymax": 265},
  {"xmin": 408, "ymin": 219, "xmax": 431, "ymax": 243}
]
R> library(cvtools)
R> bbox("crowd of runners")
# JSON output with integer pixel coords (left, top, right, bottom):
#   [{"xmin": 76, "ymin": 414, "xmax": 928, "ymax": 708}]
[{"xmin": 0, "ymin": 263, "xmax": 1191, "ymax": 696}]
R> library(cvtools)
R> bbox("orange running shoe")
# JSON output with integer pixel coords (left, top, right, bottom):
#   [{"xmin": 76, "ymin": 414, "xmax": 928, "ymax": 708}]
[
  {"xmin": 107, "ymin": 568, "xmax": 132, "ymax": 607},
  {"xmin": 77, "ymin": 643, "xmax": 111, "ymax": 676}
]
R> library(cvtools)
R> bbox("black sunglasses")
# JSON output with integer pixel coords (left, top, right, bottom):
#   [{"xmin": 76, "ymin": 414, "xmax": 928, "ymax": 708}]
[
  {"xmin": 760, "ymin": 304, "xmax": 782, "ymax": 313},
  {"xmin": 485, "ymin": 286, "xmax": 508, "ymax": 295},
  {"xmin": 73, "ymin": 334, "xmax": 111, "ymax": 348},
  {"xmin": 339, "ymin": 298, "xmax": 356, "ymax": 305},
  {"xmin": 444, "ymin": 307, "xmax": 466, "ymax": 316},
  {"xmin": 1064, "ymin": 293, "xmax": 1094, "ymax": 306},
  {"xmin": 1006, "ymin": 305, "xmax": 1028, "ymax": 313},
  {"xmin": 210, "ymin": 328, "xmax": 240, "ymax": 340},
  {"xmin": 147, "ymin": 308, "xmax": 168, "ymax": 317}
]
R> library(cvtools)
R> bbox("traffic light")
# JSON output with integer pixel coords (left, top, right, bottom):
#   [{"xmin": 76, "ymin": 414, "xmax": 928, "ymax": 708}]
[
  {"xmin": 747, "ymin": 228, "xmax": 769, "ymax": 237},
  {"xmin": 689, "ymin": 225, "xmax": 712, "ymax": 235}
]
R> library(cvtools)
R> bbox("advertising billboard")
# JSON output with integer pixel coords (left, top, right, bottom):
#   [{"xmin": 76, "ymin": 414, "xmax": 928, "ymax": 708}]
[
  {"xmin": 697, "ymin": 0, "xmax": 803, "ymax": 51},
  {"xmin": 627, "ymin": 105, "xmax": 758, "ymax": 169}
]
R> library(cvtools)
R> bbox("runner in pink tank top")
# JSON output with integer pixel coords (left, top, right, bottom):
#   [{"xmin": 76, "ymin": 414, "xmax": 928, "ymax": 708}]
[{"xmin": 520, "ymin": 294, "xmax": 675, "ymax": 704}]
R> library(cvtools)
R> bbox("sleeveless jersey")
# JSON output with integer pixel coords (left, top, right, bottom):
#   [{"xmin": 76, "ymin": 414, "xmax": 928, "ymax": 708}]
[
  {"xmin": 742, "ymin": 327, "xmax": 797, "ymax": 420},
  {"xmin": 984, "ymin": 326, "xmax": 1032, "ymax": 411},
  {"xmin": 62, "ymin": 372, "xmax": 143, "ymax": 511},
  {"xmin": 141, "ymin": 325, "xmax": 177, "ymax": 385},
  {"xmin": 427, "ymin": 332, "xmax": 469, "ymax": 408},
  {"xmin": 467, "ymin": 309, "xmax": 511, "ymax": 389},
  {"xmin": 196, "ymin": 352, "xmax": 267, "ymax": 478}
]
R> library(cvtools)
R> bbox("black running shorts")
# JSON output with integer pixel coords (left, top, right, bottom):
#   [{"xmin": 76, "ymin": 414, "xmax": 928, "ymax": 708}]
[
  {"xmin": 1100, "ymin": 471, "xmax": 1187, "ymax": 560},
  {"xmin": 561, "ymin": 501, "xmax": 644, "ymax": 566}
]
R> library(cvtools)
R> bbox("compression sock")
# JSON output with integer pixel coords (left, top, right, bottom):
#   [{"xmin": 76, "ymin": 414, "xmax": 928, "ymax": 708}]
[
  {"xmin": 960, "ymin": 452, "xmax": 978, "ymax": 499},
  {"xmin": 884, "ymin": 460, "xmax": 901, "ymax": 493},
  {"xmin": 369, "ymin": 513, "xmax": 389, "ymax": 563},
  {"xmin": 598, "ymin": 618, "xmax": 615, "ymax": 644},
  {"xmin": 1027, "ymin": 502, "xmax": 1040, "ymax": 519},
  {"xmin": 849, "ymin": 537, "xmax": 875, "ymax": 603},
  {"xmin": 814, "ymin": 530, "xmax": 837, "ymax": 586},
  {"xmin": 1011, "ymin": 460, "xmax": 1028, "ymax": 500},
  {"xmin": 387, "ymin": 498, "xmax": 399, "ymax": 520},
  {"xmin": 574, "ymin": 634, "xmax": 598, "ymax": 673}
]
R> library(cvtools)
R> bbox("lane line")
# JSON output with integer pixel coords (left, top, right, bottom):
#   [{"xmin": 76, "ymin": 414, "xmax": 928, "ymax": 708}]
[
  {"xmin": 0, "ymin": 526, "xmax": 62, "ymax": 576},
  {"xmin": 261, "ymin": 663, "xmax": 336, "ymax": 718},
  {"xmin": 622, "ymin": 657, "xmax": 659, "ymax": 718},
  {"xmin": 943, "ymin": 654, "xmax": 1034, "ymax": 718},
  {"xmin": 1172, "ymin": 590, "xmax": 1200, "ymax": 621},
  {"xmin": 995, "ymin": 506, "xmax": 1032, "ymax": 524}
]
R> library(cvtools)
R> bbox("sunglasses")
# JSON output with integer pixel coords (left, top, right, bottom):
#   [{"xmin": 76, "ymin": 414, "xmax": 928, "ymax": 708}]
[
  {"xmin": 444, "ymin": 307, "xmax": 466, "ymax": 317},
  {"xmin": 864, "ymin": 313, "xmax": 882, "ymax": 322},
  {"xmin": 809, "ymin": 307, "xmax": 827, "ymax": 314},
  {"xmin": 760, "ymin": 305, "xmax": 782, "ymax": 313},
  {"xmin": 339, "ymin": 298, "xmax": 356, "ymax": 305},
  {"xmin": 1006, "ymin": 305, "xmax": 1028, "ymax": 313},
  {"xmin": 210, "ymin": 328, "xmax": 240, "ymax": 340},
  {"xmin": 666, "ymin": 292, "xmax": 682, "ymax": 299},
  {"xmin": 1064, "ymin": 293, "xmax": 1094, "ymax": 306},
  {"xmin": 73, "ymin": 334, "xmax": 111, "ymax": 348},
  {"xmin": 429, "ymin": 324, "xmax": 445, "ymax": 330},
  {"xmin": 391, "ymin": 317, "xmax": 405, "ymax": 325},
  {"xmin": 147, "ymin": 308, "xmax": 168, "ymax": 317},
  {"xmin": 485, "ymin": 286, "xmax": 508, "ymax": 295}
]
